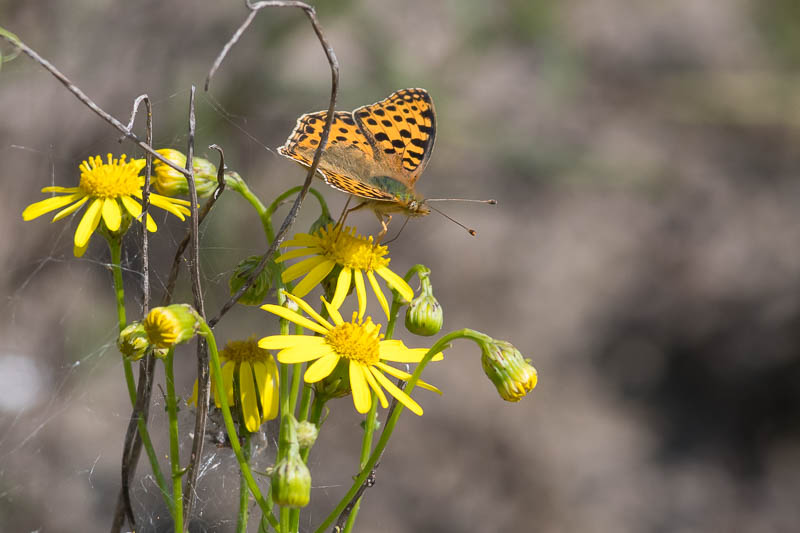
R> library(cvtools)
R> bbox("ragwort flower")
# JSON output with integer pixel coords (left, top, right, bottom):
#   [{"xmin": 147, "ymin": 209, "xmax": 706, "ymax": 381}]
[
  {"xmin": 191, "ymin": 337, "xmax": 279, "ymax": 433},
  {"xmin": 276, "ymin": 224, "xmax": 414, "ymax": 319},
  {"xmin": 259, "ymin": 290, "xmax": 441, "ymax": 416},
  {"xmin": 22, "ymin": 154, "xmax": 191, "ymax": 256}
]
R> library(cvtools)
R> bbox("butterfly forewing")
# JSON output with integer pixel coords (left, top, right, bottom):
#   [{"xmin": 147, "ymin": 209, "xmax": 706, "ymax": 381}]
[
  {"xmin": 353, "ymin": 88, "xmax": 436, "ymax": 183},
  {"xmin": 279, "ymin": 110, "xmax": 396, "ymax": 200}
]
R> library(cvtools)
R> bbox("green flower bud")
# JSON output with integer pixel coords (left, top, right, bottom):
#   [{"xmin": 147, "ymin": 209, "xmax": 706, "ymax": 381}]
[
  {"xmin": 118, "ymin": 322, "xmax": 149, "ymax": 361},
  {"xmin": 313, "ymin": 357, "xmax": 352, "ymax": 401},
  {"xmin": 229, "ymin": 256, "xmax": 274, "ymax": 306},
  {"xmin": 404, "ymin": 269, "xmax": 443, "ymax": 336},
  {"xmin": 309, "ymin": 210, "xmax": 335, "ymax": 236},
  {"xmin": 153, "ymin": 148, "xmax": 218, "ymax": 198},
  {"xmin": 272, "ymin": 414, "xmax": 311, "ymax": 507},
  {"xmin": 143, "ymin": 304, "xmax": 200, "ymax": 349},
  {"xmin": 480, "ymin": 340, "xmax": 538, "ymax": 402},
  {"xmin": 296, "ymin": 421, "xmax": 318, "ymax": 449},
  {"xmin": 271, "ymin": 451, "xmax": 311, "ymax": 508}
]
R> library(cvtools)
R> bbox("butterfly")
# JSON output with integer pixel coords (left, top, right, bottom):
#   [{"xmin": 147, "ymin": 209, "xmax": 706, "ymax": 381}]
[{"xmin": 278, "ymin": 88, "xmax": 436, "ymax": 236}]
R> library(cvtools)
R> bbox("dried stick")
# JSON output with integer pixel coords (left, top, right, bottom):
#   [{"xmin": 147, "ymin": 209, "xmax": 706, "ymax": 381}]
[
  {"xmin": 180, "ymin": 88, "xmax": 211, "ymax": 527},
  {"xmin": 0, "ymin": 33, "xmax": 190, "ymax": 179},
  {"xmin": 207, "ymin": 0, "xmax": 340, "ymax": 328}
]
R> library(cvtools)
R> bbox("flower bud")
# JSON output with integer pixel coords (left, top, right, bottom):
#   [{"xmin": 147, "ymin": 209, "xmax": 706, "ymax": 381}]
[
  {"xmin": 308, "ymin": 211, "xmax": 335, "ymax": 236},
  {"xmin": 313, "ymin": 357, "xmax": 352, "ymax": 401},
  {"xmin": 296, "ymin": 421, "xmax": 318, "ymax": 449},
  {"xmin": 272, "ymin": 414, "xmax": 311, "ymax": 507},
  {"xmin": 143, "ymin": 304, "xmax": 200, "ymax": 349},
  {"xmin": 480, "ymin": 340, "xmax": 538, "ymax": 402},
  {"xmin": 404, "ymin": 270, "xmax": 443, "ymax": 336},
  {"xmin": 229, "ymin": 256, "xmax": 274, "ymax": 306},
  {"xmin": 152, "ymin": 149, "xmax": 218, "ymax": 198},
  {"xmin": 271, "ymin": 450, "xmax": 311, "ymax": 508},
  {"xmin": 118, "ymin": 322, "xmax": 149, "ymax": 361}
]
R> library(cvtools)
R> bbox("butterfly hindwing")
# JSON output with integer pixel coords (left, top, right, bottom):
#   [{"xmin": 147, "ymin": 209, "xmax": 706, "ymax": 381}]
[
  {"xmin": 278, "ymin": 110, "xmax": 395, "ymax": 201},
  {"xmin": 353, "ymin": 88, "xmax": 436, "ymax": 183}
]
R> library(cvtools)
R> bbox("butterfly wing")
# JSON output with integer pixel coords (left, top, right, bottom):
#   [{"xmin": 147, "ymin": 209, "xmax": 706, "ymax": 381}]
[
  {"xmin": 278, "ymin": 110, "xmax": 395, "ymax": 201},
  {"xmin": 352, "ymin": 88, "xmax": 436, "ymax": 185}
]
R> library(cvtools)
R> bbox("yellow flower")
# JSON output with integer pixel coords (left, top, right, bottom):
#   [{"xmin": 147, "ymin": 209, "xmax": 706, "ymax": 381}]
[
  {"xmin": 259, "ymin": 291, "xmax": 441, "ymax": 416},
  {"xmin": 191, "ymin": 337, "xmax": 279, "ymax": 433},
  {"xmin": 22, "ymin": 154, "xmax": 191, "ymax": 256},
  {"xmin": 277, "ymin": 224, "xmax": 414, "ymax": 319}
]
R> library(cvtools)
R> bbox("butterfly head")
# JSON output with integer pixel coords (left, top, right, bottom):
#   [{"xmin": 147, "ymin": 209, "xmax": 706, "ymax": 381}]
[{"xmin": 406, "ymin": 198, "xmax": 430, "ymax": 217}]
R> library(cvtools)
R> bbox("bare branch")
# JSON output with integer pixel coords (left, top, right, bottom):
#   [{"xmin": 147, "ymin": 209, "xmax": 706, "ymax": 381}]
[
  {"xmin": 0, "ymin": 33, "xmax": 191, "ymax": 179},
  {"xmin": 208, "ymin": 0, "xmax": 340, "ymax": 327}
]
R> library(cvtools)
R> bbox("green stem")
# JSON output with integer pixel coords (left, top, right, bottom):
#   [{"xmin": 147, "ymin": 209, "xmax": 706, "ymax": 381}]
[
  {"xmin": 106, "ymin": 235, "xmax": 172, "ymax": 513},
  {"xmin": 226, "ymin": 176, "xmax": 272, "ymax": 243},
  {"xmin": 297, "ymin": 385, "xmax": 313, "ymax": 422},
  {"xmin": 198, "ymin": 321, "xmax": 279, "ymax": 530},
  {"xmin": 164, "ymin": 349, "xmax": 183, "ymax": 533},
  {"xmin": 237, "ymin": 432, "xmax": 252, "ymax": 533},
  {"xmin": 312, "ymin": 329, "xmax": 489, "ymax": 533},
  {"xmin": 107, "ymin": 235, "xmax": 136, "ymax": 406},
  {"xmin": 385, "ymin": 264, "xmax": 429, "ymax": 339}
]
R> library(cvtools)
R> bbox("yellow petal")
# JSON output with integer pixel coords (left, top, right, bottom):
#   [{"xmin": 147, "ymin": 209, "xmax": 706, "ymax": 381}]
[
  {"xmin": 281, "ymin": 255, "xmax": 327, "ymax": 285},
  {"xmin": 222, "ymin": 361, "xmax": 236, "ymax": 406},
  {"xmin": 370, "ymin": 367, "xmax": 423, "ymax": 415},
  {"xmin": 253, "ymin": 360, "xmax": 279, "ymax": 420},
  {"xmin": 258, "ymin": 335, "xmax": 326, "ymax": 350},
  {"xmin": 148, "ymin": 193, "xmax": 191, "ymax": 219},
  {"xmin": 277, "ymin": 344, "xmax": 333, "ymax": 364},
  {"xmin": 303, "ymin": 352, "xmax": 340, "ymax": 383},
  {"xmin": 22, "ymin": 193, "xmax": 83, "ymax": 220},
  {"xmin": 282, "ymin": 291, "xmax": 334, "ymax": 330},
  {"xmin": 53, "ymin": 195, "xmax": 89, "ymax": 221},
  {"xmin": 101, "ymin": 198, "xmax": 122, "ymax": 231},
  {"xmin": 73, "ymin": 241, "xmax": 89, "ymax": 258},
  {"xmin": 261, "ymin": 304, "xmax": 329, "ymax": 335},
  {"xmin": 321, "ymin": 297, "xmax": 344, "ymax": 326},
  {"xmin": 240, "ymin": 364, "xmax": 260, "ymax": 432},
  {"xmin": 374, "ymin": 361, "xmax": 441, "ymax": 394},
  {"xmin": 292, "ymin": 259, "xmax": 335, "ymax": 298},
  {"xmin": 349, "ymin": 363, "xmax": 372, "ymax": 414},
  {"xmin": 376, "ymin": 266, "xmax": 414, "ymax": 303},
  {"xmin": 40, "ymin": 186, "xmax": 80, "ymax": 193},
  {"xmin": 379, "ymin": 341, "xmax": 442, "ymax": 362},
  {"xmin": 367, "ymin": 270, "xmax": 390, "ymax": 318},
  {"xmin": 353, "ymin": 269, "xmax": 367, "ymax": 320},
  {"xmin": 362, "ymin": 364, "xmax": 388, "ymax": 408},
  {"xmin": 74, "ymin": 198, "xmax": 103, "ymax": 247},
  {"xmin": 331, "ymin": 267, "xmax": 352, "ymax": 309},
  {"xmin": 276, "ymin": 247, "xmax": 319, "ymax": 262}
]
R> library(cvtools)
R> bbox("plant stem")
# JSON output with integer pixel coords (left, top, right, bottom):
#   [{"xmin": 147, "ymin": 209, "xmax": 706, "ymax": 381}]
[
  {"xmin": 107, "ymin": 235, "xmax": 172, "ymax": 513},
  {"xmin": 198, "ymin": 321, "xmax": 279, "ymax": 530},
  {"xmin": 237, "ymin": 432, "xmax": 252, "ymax": 533},
  {"xmin": 164, "ymin": 349, "xmax": 184, "ymax": 533},
  {"xmin": 313, "ymin": 329, "xmax": 485, "ymax": 533}
]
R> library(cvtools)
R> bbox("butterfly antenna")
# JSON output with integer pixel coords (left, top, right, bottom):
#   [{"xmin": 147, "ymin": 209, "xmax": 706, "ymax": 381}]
[
  {"xmin": 428, "ymin": 204, "xmax": 478, "ymax": 236},
  {"xmin": 426, "ymin": 198, "xmax": 497, "ymax": 205},
  {"xmin": 383, "ymin": 216, "xmax": 411, "ymax": 245}
]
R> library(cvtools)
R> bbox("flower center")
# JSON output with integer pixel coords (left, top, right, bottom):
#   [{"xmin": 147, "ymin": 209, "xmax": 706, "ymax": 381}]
[
  {"xmin": 316, "ymin": 225, "xmax": 390, "ymax": 271},
  {"xmin": 221, "ymin": 337, "xmax": 271, "ymax": 364},
  {"xmin": 78, "ymin": 154, "xmax": 144, "ymax": 199},
  {"xmin": 324, "ymin": 315, "xmax": 382, "ymax": 365}
]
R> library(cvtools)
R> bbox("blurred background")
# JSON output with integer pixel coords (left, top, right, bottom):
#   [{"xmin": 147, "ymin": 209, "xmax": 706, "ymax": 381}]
[{"xmin": 2, "ymin": 1, "xmax": 800, "ymax": 531}]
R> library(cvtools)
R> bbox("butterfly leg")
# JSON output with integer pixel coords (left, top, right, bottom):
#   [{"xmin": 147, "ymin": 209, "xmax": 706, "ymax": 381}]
[{"xmin": 376, "ymin": 213, "xmax": 392, "ymax": 242}]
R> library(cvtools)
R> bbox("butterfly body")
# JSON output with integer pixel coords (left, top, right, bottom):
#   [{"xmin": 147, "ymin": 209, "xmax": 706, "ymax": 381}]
[{"xmin": 279, "ymin": 88, "xmax": 436, "ymax": 232}]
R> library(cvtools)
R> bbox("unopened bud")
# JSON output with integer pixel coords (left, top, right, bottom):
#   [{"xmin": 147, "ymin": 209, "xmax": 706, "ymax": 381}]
[
  {"xmin": 405, "ymin": 269, "xmax": 442, "ymax": 336},
  {"xmin": 480, "ymin": 340, "xmax": 538, "ymax": 402},
  {"xmin": 143, "ymin": 304, "xmax": 200, "ymax": 349},
  {"xmin": 296, "ymin": 421, "xmax": 318, "ymax": 449},
  {"xmin": 153, "ymin": 149, "xmax": 218, "ymax": 198},
  {"xmin": 229, "ymin": 256, "xmax": 274, "ymax": 306},
  {"xmin": 271, "ymin": 450, "xmax": 311, "ymax": 508},
  {"xmin": 118, "ymin": 322, "xmax": 149, "ymax": 361}
]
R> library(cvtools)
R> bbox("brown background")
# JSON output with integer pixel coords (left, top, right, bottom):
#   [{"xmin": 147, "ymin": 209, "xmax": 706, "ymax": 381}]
[{"xmin": 2, "ymin": 1, "xmax": 800, "ymax": 531}]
